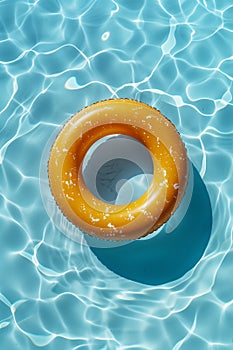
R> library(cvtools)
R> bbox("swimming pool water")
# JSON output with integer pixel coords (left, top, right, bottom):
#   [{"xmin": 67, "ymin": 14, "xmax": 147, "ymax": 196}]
[{"xmin": 0, "ymin": 0, "xmax": 233, "ymax": 349}]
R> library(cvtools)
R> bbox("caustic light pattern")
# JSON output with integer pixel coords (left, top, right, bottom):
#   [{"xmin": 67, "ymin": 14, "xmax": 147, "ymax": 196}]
[{"xmin": 0, "ymin": 0, "xmax": 233, "ymax": 349}]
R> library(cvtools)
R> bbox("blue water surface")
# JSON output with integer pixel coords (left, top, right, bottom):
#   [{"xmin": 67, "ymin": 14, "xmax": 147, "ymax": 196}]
[{"xmin": 0, "ymin": 0, "xmax": 233, "ymax": 349}]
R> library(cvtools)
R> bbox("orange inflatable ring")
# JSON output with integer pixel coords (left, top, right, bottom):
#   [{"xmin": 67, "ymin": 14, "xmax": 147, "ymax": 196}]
[{"xmin": 48, "ymin": 99, "xmax": 188, "ymax": 241}]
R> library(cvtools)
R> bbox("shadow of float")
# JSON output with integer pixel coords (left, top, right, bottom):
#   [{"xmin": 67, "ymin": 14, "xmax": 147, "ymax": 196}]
[{"xmin": 90, "ymin": 165, "xmax": 212, "ymax": 285}]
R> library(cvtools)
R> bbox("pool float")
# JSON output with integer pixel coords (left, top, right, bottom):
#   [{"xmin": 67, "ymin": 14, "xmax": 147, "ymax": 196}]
[{"xmin": 48, "ymin": 99, "xmax": 188, "ymax": 241}]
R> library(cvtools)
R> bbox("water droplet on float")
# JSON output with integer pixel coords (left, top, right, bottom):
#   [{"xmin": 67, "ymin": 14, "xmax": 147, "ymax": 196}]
[{"xmin": 101, "ymin": 31, "xmax": 110, "ymax": 41}]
